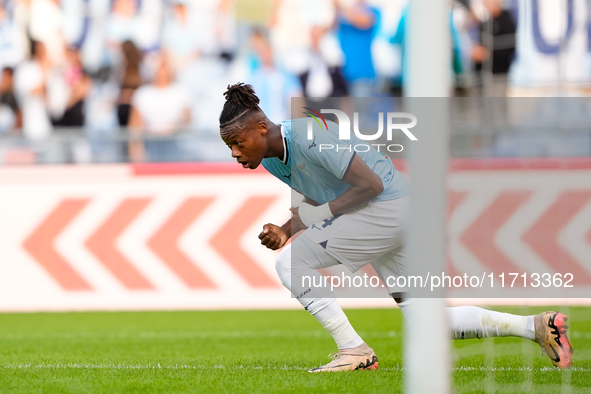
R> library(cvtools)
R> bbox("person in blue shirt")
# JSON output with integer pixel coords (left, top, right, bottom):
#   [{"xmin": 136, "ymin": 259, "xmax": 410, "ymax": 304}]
[
  {"xmin": 218, "ymin": 83, "xmax": 573, "ymax": 372},
  {"xmin": 335, "ymin": 0, "xmax": 379, "ymax": 97}
]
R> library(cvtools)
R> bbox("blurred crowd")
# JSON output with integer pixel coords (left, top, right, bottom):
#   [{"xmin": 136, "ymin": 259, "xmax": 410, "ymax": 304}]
[{"xmin": 0, "ymin": 0, "xmax": 587, "ymax": 163}]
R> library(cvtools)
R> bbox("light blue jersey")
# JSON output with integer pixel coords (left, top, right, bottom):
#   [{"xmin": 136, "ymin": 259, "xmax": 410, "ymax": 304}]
[{"xmin": 261, "ymin": 118, "xmax": 409, "ymax": 205}]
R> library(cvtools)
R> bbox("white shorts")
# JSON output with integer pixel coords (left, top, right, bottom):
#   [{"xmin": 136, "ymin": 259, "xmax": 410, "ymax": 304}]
[{"xmin": 295, "ymin": 196, "xmax": 410, "ymax": 294}]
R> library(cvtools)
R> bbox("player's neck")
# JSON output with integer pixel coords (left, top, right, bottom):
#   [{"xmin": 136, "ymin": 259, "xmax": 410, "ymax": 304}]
[{"xmin": 265, "ymin": 123, "xmax": 284, "ymax": 158}]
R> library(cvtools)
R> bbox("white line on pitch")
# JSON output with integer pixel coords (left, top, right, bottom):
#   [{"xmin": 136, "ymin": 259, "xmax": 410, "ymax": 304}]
[
  {"xmin": 0, "ymin": 330, "xmax": 401, "ymax": 340},
  {"xmin": 1, "ymin": 364, "xmax": 589, "ymax": 372},
  {"xmin": 3, "ymin": 330, "xmax": 590, "ymax": 340}
]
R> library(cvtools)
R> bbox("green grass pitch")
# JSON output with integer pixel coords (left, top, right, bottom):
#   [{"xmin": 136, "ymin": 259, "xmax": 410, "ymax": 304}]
[{"xmin": 0, "ymin": 307, "xmax": 589, "ymax": 393}]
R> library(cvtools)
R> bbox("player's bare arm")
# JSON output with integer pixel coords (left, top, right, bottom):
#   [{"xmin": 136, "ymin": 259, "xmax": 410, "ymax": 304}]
[
  {"xmin": 292, "ymin": 154, "xmax": 383, "ymax": 228},
  {"xmin": 329, "ymin": 154, "xmax": 384, "ymax": 215}
]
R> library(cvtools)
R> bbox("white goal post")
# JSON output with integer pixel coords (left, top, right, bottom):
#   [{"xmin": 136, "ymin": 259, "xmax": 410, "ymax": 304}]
[{"xmin": 404, "ymin": 0, "xmax": 451, "ymax": 393}]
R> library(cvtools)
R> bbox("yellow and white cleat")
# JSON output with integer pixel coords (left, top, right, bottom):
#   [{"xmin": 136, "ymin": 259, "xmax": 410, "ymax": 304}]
[
  {"xmin": 308, "ymin": 344, "xmax": 378, "ymax": 373},
  {"xmin": 535, "ymin": 311, "xmax": 574, "ymax": 369}
]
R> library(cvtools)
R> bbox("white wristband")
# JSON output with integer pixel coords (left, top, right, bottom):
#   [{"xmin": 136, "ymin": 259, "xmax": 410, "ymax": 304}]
[{"xmin": 298, "ymin": 202, "xmax": 333, "ymax": 228}]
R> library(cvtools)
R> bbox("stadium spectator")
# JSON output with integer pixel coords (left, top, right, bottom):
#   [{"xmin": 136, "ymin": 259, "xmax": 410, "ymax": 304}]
[
  {"xmin": 128, "ymin": 56, "xmax": 191, "ymax": 162},
  {"xmin": 190, "ymin": 0, "xmax": 233, "ymax": 57},
  {"xmin": 334, "ymin": 0, "xmax": 379, "ymax": 97},
  {"xmin": 170, "ymin": 0, "xmax": 236, "ymax": 148},
  {"xmin": 52, "ymin": 47, "xmax": 91, "ymax": 127},
  {"xmin": 106, "ymin": 0, "xmax": 139, "ymax": 48},
  {"xmin": 161, "ymin": 1, "xmax": 201, "ymax": 73},
  {"xmin": 28, "ymin": 0, "xmax": 65, "ymax": 66},
  {"xmin": 8, "ymin": 0, "xmax": 32, "ymax": 63},
  {"xmin": 471, "ymin": 0, "xmax": 516, "ymax": 96},
  {"xmin": 0, "ymin": 1, "xmax": 26, "ymax": 72},
  {"xmin": 298, "ymin": 25, "xmax": 348, "ymax": 98},
  {"xmin": 85, "ymin": 66, "xmax": 122, "ymax": 163},
  {"xmin": 14, "ymin": 40, "xmax": 52, "ymax": 140},
  {"xmin": 117, "ymin": 40, "xmax": 142, "ymax": 126},
  {"xmin": 0, "ymin": 67, "xmax": 21, "ymax": 134},
  {"xmin": 103, "ymin": 0, "xmax": 164, "ymax": 58},
  {"xmin": 390, "ymin": 6, "xmax": 466, "ymax": 96},
  {"xmin": 242, "ymin": 29, "xmax": 301, "ymax": 123},
  {"xmin": 215, "ymin": 0, "xmax": 236, "ymax": 60},
  {"xmin": 268, "ymin": 0, "xmax": 312, "ymax": 77}
]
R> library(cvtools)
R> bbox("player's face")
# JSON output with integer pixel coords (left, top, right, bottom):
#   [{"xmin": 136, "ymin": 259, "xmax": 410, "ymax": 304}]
[{"xmin": 222, "ymin": 120, "xmax": 268, "ymax": 170}]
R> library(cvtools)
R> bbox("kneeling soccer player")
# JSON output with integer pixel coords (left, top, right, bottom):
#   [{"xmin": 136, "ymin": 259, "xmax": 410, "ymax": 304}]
[{"xmin": 218, "ymin": 83, "xmax": 574, "ymax": 372}]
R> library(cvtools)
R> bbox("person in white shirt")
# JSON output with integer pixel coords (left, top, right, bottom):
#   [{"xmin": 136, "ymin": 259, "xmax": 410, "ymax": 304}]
[
  {"xmin": 161, "ymin": 1, "xmax": 200, "ymax": 73},
  {"xmin": 14, "ymin": 41, "xmax": 52, "ymax": 140},
  {"xmin": 29, "ymin": 0, "xmax": 65, "ymax": 66},
  {"xmin": 128, "ymin": 56, "xmax": 191, "ymax": 162},
  {"xmin": 105, "ymin": 0, "xmax": 140, "ymax": 50}
]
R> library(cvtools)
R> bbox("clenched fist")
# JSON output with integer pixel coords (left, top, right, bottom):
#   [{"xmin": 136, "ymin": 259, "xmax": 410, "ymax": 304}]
[{"xmin": 258, "ymin": 223, "xmax": 289, "ymax": 250}]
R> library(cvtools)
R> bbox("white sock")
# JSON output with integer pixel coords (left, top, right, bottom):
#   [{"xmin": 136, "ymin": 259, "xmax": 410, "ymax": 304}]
[
  {"xmin": 305, "ymin": 298, "xmax": 365, "ymax": 350},
  {"xmin": 397, "ymin": 301, "xmax": 535, "ymax": 341},
  {"xmin": 447, "ymin": 306, "xmax": 535, "ymax": 341},
  {"xmin": 275, "ymin": 242, "xmax": 364, "ymax": 350}
]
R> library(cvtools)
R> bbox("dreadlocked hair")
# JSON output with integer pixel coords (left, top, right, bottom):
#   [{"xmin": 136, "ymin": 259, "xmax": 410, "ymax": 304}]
[{"xmin": 219, "ymin": 83, "xmax": 261, "ymax": 129}]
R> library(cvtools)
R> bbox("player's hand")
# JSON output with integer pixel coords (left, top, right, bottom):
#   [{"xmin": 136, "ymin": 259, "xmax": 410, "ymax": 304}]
[
  {"xmin": 290, "ymin": 207, "xmax": 306, "ymax": 232},
  {"xmin": 258, "ymin": 223, "xmax": 288, "ymax": 250}
]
